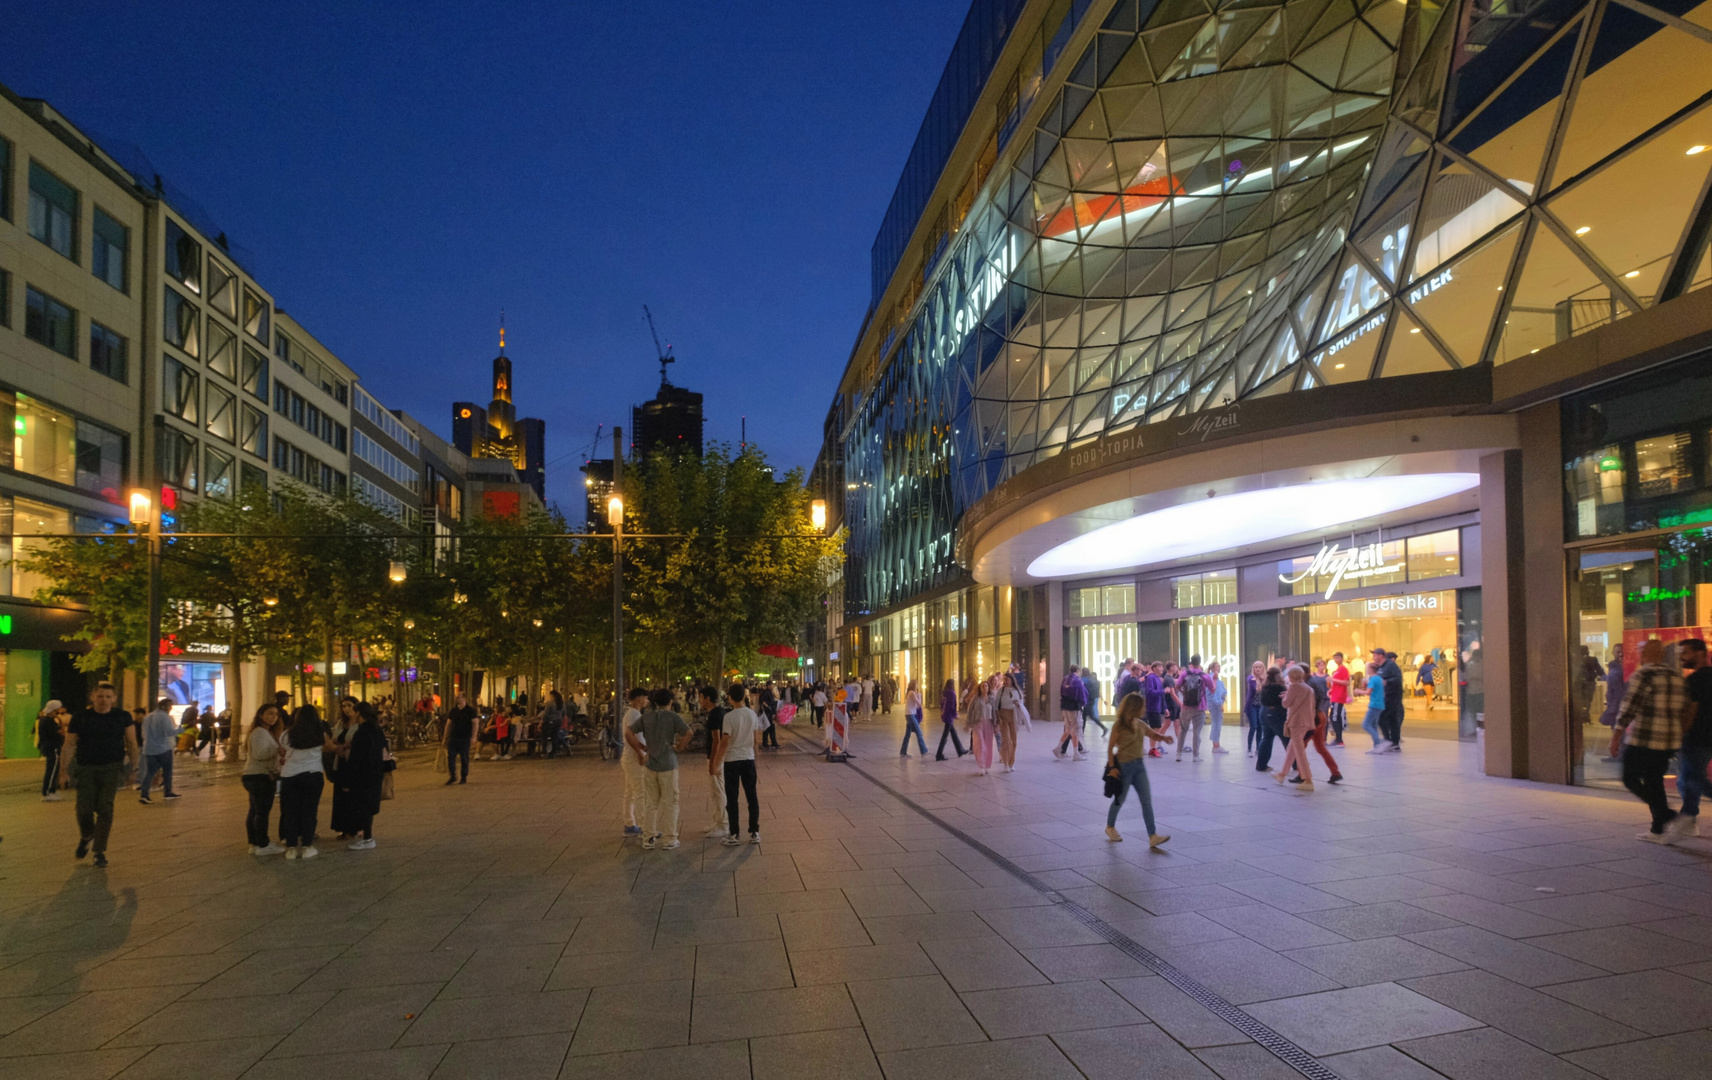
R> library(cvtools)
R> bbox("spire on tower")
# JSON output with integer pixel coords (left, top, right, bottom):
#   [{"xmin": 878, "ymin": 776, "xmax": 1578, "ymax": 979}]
[{"xmin": 499, "ymin": 310, "xmax": 506, "ymax": 354}]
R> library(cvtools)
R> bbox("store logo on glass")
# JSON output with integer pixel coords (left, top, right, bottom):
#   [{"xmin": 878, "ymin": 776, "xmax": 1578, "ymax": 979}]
[
  {"xmin": 1178, "ymin": 404, "xmax": 1240, "ymax": 443},
  {"xmin": 1279, "ymin": 540, "xmax": 1392, "ymax": 599}
]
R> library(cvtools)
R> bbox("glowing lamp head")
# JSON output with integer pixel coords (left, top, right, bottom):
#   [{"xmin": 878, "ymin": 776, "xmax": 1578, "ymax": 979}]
[
  {"xmin": 810, "ymin": 498, "xmax": 828, "ymax": 532},
  {"xmin": 403, "ymin": 618, "xmax": 415, "ymax": 631},
  {"xmin": 532, "ymin": 618, "xmax": 543, "ymax": 628},
  {"xmin": 607, "ymin": 494, "xmax": 624, "ymax": 528},
  {"xmin": 128, "ymin": 491, "xmax": 152, "ymax": 526},
  {"xmin": 389, "ymin": 560, "xmax": 407, "ymax": 584},
  {"xmin": 263, "ymin": 596, "xmax": 279, "ymax": 608}
]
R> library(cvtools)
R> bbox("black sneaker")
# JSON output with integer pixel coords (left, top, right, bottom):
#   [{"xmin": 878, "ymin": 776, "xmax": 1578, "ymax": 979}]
[
  {"xmin": 75, "ymin": 837, "xmax": 91, "ymax": 859},
  {"xmin": 444, "ymin": 778, "xmax": 456, "ymax": 786},
  {"xmin": 138, "ymin": 796, "xmax": 152, "ymax": 805},
  {"xmin": 164, "ymin": 793, "xmax": 181, "ymax": 800},
  {"xmin": 1288, "ymin": 776, "xmax": 1305, "ymax": 784},
  {"xmin": 92, "ymin": 853, "xmax": 108, "ymax": 868}
]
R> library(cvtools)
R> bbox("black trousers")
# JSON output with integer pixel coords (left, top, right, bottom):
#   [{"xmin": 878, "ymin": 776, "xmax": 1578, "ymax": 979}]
[
  {"xmin": 1081, "ymin": 706, "xmax": 1108, "ymax": 735},
  {"xmin": 1256, "ymin": 707, "xmax": 1287, "ymax": 770},
  {"xmin": 723, "ymin": 759, "xmax": 759, "ymax": 836},
  {"xmin": 242, "ymin": 774, "xmax": 275, "ymax": 847},
  {"xmin": 279, "ymin": 772, "xmax": 324, "ymax": 846},
  {"xmin": 936, "ymin": 720, "xmax": 965, "ymax": 759},
  {"xmin": 42, "ymin": 747, "xmax": 61, "ymax": 795},
  {"xmin": 1327, "ymin": 703, "xmax": 1346, "ymax": 742},
  {"xmin": 447, "ymin": 743, "xmax": 470, "ymax": 781},
  {"xmin": 761, "ymin": 722, "xmax": 779, "ymax": 749},
  {"xmin": 812, "ymin": 705, "xmax": 825, "ymax": 727},
  {"xmin": 1380, "ymin": 697, "xmax": 1403, "ymax": 745},
  {"xmin": 1623, "ymin": 746, "xmax": 1678, "ymax": 833}
]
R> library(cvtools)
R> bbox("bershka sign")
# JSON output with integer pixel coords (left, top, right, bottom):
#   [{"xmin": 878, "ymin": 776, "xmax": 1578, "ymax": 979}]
[{"xmin": 1278, "ymin": 540, "xmax": 1393, "ymax": 599}]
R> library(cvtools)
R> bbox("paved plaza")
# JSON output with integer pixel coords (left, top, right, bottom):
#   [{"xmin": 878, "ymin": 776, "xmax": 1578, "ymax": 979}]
[{"xmin": 2, "ymin": 714, "xmax": 1712, "ymax": 1080}]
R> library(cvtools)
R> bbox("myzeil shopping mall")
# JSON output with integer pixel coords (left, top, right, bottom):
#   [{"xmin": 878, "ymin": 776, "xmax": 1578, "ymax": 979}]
[{"xmin": 822, "ymin": 0, "xmax": 1712, "ymax": 791}]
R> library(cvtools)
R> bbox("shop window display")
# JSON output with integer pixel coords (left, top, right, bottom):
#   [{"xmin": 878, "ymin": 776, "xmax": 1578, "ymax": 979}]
[{"xmin": 1308, "ymin": 590, "xmax": 1463, "ymax": 741}]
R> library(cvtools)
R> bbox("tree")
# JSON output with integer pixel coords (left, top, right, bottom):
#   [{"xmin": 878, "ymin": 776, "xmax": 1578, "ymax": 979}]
[{"xmin": 14, "ymin": 528, "xmax": 150, "ymax": 681}]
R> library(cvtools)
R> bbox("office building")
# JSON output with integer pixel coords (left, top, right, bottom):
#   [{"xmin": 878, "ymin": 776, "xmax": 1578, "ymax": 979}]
[
  {"xmin": 822, "ymin": 0, "xmax": 1712, "ymax": 788},
  {"xmin": 580, "ymin": 458, "xmax": 614, "ymax": 532},
  {"xmin": 631, "ymin": 381, "xmax": 704, "ymax": 459}
]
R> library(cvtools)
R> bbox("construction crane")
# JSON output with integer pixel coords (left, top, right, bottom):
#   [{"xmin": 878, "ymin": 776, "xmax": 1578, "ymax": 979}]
[
  {"xmin": 583, "ymin": 422, "xmax": 605, "ymax": 464},
  {"xmin": 642, "ymin": 304, "xmax": 675, "ymax": 384}
]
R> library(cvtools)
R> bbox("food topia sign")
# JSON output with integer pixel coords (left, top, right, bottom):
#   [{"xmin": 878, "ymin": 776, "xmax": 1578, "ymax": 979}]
[{"xmin": 1279, "ymin": 540, "xmax": 1394, "ymax": 600}]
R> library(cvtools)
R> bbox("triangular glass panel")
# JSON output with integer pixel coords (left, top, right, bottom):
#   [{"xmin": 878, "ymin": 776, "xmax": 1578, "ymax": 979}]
[
  {"xmin": 1339, "ymin": 18, "xmax": 1396, "ymax": 93},
  {"xmin": 1298, "ymin": 0, "xmax": 1360, "ymax": 53},
  {"xmin": 1142, "ymin": 19, "xmax": 1212, "ymax": 83},
  {"xmin": 1411, "ymin": 154, "xmax": 1527, "ymax": 279},
  {"xmin": 1408, "ymin": 217, "xmax": 1521, "ymax": 365},
  {"xmin": 1354, "ymin": 162, "xmax": 1427, "ymax": 284},
  {"xmin": 1311, "ymin": 249, "xmax": 1386, "ymax": 346},
  {"xmin": 1449, "ymin": 28, "xmax": 1577, "ymax": 189},
  {"xmin": 1553, "ymin": 4, "xmax": 1712, "ymax": 186},
  {"xmin": 1248, "ymin": 363, "xmax": 1301, "ymax": 398},
  {"xmin": 1378, "ymin": 305, "xmax": 1456, "ymax": 376},
  {"xmin": 1282, "ymin": 0, "xmax": 1336, "ymax": 52},
  {"xmin": 1313, "ymin": 300, "xmax": 1385, "ymax": 383},
  {"xmin": 1362, "ymin": 0, "xmax": 1406, "ymax": 48},
  {"xmin": 1494, "ymin": 219, "xmax": 1619, "ymax": 364},
  {"xmin": 1174, "ymin": 244, "xmax": 1221, "ymax": 289},
  {"xmin": 1355, "ymin": 122, "xmax": 1432, "ymax": 226},
  {"xmin": 1546, "ymin": 105, "xmax": 1712, "ymax": 306},
  {"xmin": 1295, "ymin": 22, "xmax": 1355, "ymax": 88},
  {"xmin": 1394, "ymin": 4, "xmax": 1455, "ymax": 134},
  {"xmin": 1228, "ymin": 9, "xmax": 1289, "ymax": 68},
  {"xmin": 1123, "ymin": 294, "xmax": 1167, "ymax": 340},
  {"xmin": 1219, "ymin": 66, "xmax": 1283, "ymax": 139}
]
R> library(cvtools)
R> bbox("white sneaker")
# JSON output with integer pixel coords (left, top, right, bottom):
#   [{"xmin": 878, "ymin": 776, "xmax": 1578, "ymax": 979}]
[
  {"xmin": 1638, "ymin": 831, "xmax": 1670, "ymax": 844},
  {"xmin": 42, "ymin": 793, "xmax": 63, "ymax": 802},
  {"xmin": 1193, "ymin": 754, "xmax": 1202, "ymax": 761},
  {"xmin": 1365, "ymin": 747, "xmax": 1386, "ymax": 755},
  {"xmin": 721, "ymin": 835, "xmax": 742, "ymax": 846},
  {"xmin": 643, "ymin": 835, "xmax": 658, "ymax": 850},
  {"xmin": 284, "ymin": 846, "xmax": 300, "ymax": 860},
  {"xmin": 300, "ymin": 846, "xmax": 319, "ymax": 859},
  {"xmin": 706, "ymin": 828, "xmax": 730, "ymax": 839},
  {"xmin": 257, "ymin": 843, "xmax": 286, "ymax": 856},
  {"xmin": 664, "ymin": 838, "xmax": 681, "ymax": 850},
  {"xmin": 1105, "ymin": 827, "xmax": 1123, "ymax": 842},
  {"xmin": 1053, "ymin": 747, "xmax": 1065, "ymax": 760},
  {"xmin": 749, "ymin": 833, "xmax": 761, "ymax": 844},
  {"xmin": 1674, "ymin": 815, "xmax": 1700, "ymax": 839},
  {"xmin": 1213, "ymin": 746, "xmax": 1229, "ymax": 755}
]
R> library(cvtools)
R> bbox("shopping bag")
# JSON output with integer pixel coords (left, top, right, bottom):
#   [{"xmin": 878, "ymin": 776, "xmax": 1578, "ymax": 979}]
[
  {"xmin": 381, "ymin": 771, "xmax": 396, "ymax": 801},
  {"xmin": 777, "ymin": 703, "xmax": 797, "ymax": 726},
  {"xmin": 433, "ymin": 746, "xmax": 448, "ymax": 775}
]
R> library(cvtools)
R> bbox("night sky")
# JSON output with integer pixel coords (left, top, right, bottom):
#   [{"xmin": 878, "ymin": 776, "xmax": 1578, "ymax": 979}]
[{"xmin": 3, "ymin": 1, "xmax": 968, "ymax": 510}]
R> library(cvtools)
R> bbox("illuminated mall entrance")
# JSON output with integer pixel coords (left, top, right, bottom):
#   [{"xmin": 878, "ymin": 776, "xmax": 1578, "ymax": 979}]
[{"xmin": 1307, "ymin": 590, "xmax": 1465, "ymax": 742}]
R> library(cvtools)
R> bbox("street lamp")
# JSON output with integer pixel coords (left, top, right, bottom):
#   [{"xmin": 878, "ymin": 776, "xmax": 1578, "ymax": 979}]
[
  {"xmin": 403, "ymin": 619, "xmax": 415, "ymax": 631},
  {"xmin": 609, "ymin": 427, "xmax": 625, "ymax": 746},
  {"xmin": 607, "ymin": 494, "xmax": 623, "ymax": 529},
  {"xmin": 389, "ymin": 560, "xmax": 407, "ymax": 583},
  {"xmin": 263, "ymin": 595, "xmax": 279, "ymax": 608},
  {"xmin": 810, "ymin": 498, "xmax": 827, "ymax": 532},
  {"xmin": 131, "ymin": 489, "xmax": 162, "ymax": 707}
]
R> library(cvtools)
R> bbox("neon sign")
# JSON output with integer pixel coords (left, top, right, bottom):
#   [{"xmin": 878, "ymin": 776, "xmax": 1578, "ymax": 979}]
[
  {"xmin": 1280, "ymin": 540, "xmax": 1395, "ymax": 599},
  {"xmin": 1627, "ymin": 586, "xmax": 1691, "ymax": 604}
]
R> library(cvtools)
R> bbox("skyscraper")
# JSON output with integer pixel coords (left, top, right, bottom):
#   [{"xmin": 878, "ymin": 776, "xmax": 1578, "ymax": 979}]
[
  {"xmin": 452, "ymin": 320, "xmax": 547, "ymax": 502},
  {"xmin": 631, "ymin": 382, "xmax": 704, "ymax": 459}
]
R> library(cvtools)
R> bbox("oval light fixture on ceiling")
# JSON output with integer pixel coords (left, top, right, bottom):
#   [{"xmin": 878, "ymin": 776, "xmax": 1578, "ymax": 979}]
[{"xmin": 1026, "ymin": 473, "xmax": 1481, "ymax": 578}]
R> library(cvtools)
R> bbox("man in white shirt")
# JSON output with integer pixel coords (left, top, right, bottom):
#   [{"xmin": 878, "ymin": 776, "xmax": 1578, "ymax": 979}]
[
  {"xmin": 619, "ymin": 688, "xmax": 648, "ymax": 837},
  {"xmin": 712, "ymin": 684, "xmax": 763, "ymax": 845}
]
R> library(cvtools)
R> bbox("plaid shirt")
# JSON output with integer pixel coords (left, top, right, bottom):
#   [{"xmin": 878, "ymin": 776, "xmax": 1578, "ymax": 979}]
[{"xmin": 1618, "ymin": 665, "xmax": 1688, "ymax": 751}]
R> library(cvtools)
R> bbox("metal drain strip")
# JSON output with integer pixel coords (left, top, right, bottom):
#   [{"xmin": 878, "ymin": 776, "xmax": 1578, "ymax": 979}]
[{"xmin": 832, "ymin": 754, "xmax": 1343, "ymax": 1080}]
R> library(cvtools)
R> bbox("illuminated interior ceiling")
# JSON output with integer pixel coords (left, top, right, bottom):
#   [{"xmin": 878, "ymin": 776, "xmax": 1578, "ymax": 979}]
[
  {"xmin": 1027, "ymin": 472, "xmax": 1480, "ymax": 577},
  {"xmin": 843, "ymin": 0, "xmax": 1712, "ymax": 616}
]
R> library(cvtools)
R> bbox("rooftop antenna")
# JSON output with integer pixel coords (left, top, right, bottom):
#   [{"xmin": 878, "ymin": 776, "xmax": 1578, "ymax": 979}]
[
  {"xmin": 642, "ymin": 305, "xmax": 675, "ymax": 385},
  {"xmin": 741, "ymin": 415, "xmax": 746, "ymax": 451},
  {"xmin": 499, "ymin": 310, "xmax": 506, "ymax": 354}
]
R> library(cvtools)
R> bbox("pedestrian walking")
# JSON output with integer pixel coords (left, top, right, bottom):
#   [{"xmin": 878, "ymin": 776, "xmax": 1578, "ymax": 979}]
[
  {"xmin": 338, "ymin": 701, "xmax": 387, "ymax": 850},
  {"xmin": 138, "ymin": 698, "xmax": 179, "ymax": 803},
  {"xmin": 1175, "ymin": 655, "xmax": 1212, "ymax": 761},
  {"xmin": 1274, "ymin": 667, "xmax": 1317, "ymax": 791},
  {"xmin": 1208, "ymin": 661, "xmax": 1229, "ymax": 753},
  {"xmin": 1055, "ymin": 666, "xmax": 1089, "ymax": 760},
  {"xmin": 935, "ymin": 678, "xmax": 966, "ymax": 760},
  {"xmin": 1304, "ymin": 662, "xmax": 1343, "ymax": 783},
  {"xmin": 1244, "ymin": 660, "xmax": 1264, "ymax": 755},
  {"xmin": 811, "ymin": 684, "xmax": 827, "ymax": 727},
  {"xmin": 1143, "ymin": 662, "xmax": 1169, "ymax": 758},
  {"xmin": 1359, "ymin": 662, "xmax": 1387, "ymax": 750},
  {"xmin": 620, "ymin": 688, "xmax": 649, "ymax": 836},
  {"xmin": 699, "ymin": 685, "xmax": 730, "ymax": 839},
  {"xmin": 243, "ymin": 704, "xmax": 285, "ymax": 855},
  {"xmin": 625, "ymin": 688, "xmax": 691, "ymax": 849},
  {"xmin": 900, "ymin": 678, "xmax": 929, "ymax": 756},
  {"xmin": 715, "ymin": 684, "xmax": 763, "ymax": 845},
  {"xmin": 759, "ymin": 684, "xmax": 781, "ymax": 751},
  {"xmin": 1676, "ymin": 638, "xmax": 1710, "ymax": 838},
  {"xmin": 37, "ymin": 699, "xmax": 66, "ymax": 802},
  {"xmin": 1327, "ymin": 652, "xmax": 1351, "ymax": 745},
  {"xmin": 996, "ymin": 672, "xmax": 1027, "ymax": 772},
  {"xmin": 61, "ymin": 682, "xmax": 137, "ymax": 868},
  {"xmin": 967, "ymin": 679, "xmax": 996, "ymax": 776},
  {"xmin": 1255, "ymin": 666, "xmax": 1287, "ymax": 771},
  {"xmin": 1375, "ymin": 648, "xmax": 1404, "ymax": 751},
  {"xmin": 1616, "ymin": 639, "xmax": 1691, "ymax": 842},
  {"xmin": 1601, "ymin": 644, "xmax": 1626, "ymax": 759},
  {"xmin": 1080, "ymin": 666, "xmax": 1108, "ymax": 737},
  {"xmin": 443, "ymin": 693, "xmax": 477, "ymax": 785},
  {"xmin": 1104, "ymin": 692, "xmax": 1171, "ymax": 846},
  {"xmin": 541, "ymin": 691, "xmax": 567, "ymax": 757},
  {"xmin": 279, "ymin": 705, "xmax": 335, "ymax": 859}
]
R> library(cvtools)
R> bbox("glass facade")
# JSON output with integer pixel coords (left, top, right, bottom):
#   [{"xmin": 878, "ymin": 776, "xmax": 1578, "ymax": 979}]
[{"xmin": 842, "ymin": 0, "xmax": 1712, "ymax": 620}]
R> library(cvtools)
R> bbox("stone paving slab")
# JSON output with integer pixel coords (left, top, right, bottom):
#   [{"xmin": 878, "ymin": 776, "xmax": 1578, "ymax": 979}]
[{"xmin": 1, "ymin": 712, "xmax": 1711, "ymax": 1078}]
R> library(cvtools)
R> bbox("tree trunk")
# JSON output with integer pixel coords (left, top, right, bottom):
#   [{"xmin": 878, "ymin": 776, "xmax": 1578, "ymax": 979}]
[
  {"xmin": 324, "ymin": 629, "xmax": 336, "ymax": 711},
  {"xmin": 225, "ymin": 623, "xmax": 245, "ymax": 761}
]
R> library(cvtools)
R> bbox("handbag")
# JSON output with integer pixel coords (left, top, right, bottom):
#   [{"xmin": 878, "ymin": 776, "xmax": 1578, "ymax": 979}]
[
  {"xmin": 380, "ymin": 771, "xmax": 396, "ymax": 801},
  {"xmin": 1103, "ymin": 764, "xmax": 1122, "ymax": 798}
]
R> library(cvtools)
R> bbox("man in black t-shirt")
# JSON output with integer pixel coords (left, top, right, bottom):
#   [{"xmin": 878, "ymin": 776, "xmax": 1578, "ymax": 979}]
[
  {"xmin": 443, "ymin": 693, "xmax": 477, "ymax": 785},
  {"xmin": 61, "ymin": 682, "xmax": 138, "ymax": 868},
  {"xmin": 1677, "ymin": 639, "xmax": 1712, "ymax": 835},
  {"xmin": 699, "ymin": 685, "xmax": 730, "ymax": 839}
]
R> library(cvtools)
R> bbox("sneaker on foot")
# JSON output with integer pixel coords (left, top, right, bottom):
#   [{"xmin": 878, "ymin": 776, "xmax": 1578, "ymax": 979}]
[
  {"xmin": 1193, "ymin": 754, "xmax": 1202, "ymax": 762},
  {"xmin": 1052, "ymin": 746, "xmax": 1065, "ymax": 760},
  {"xmin": 1299, "ymin": 781, "xmax": 1314, "ymax": 792},
  {"xmin": 706, "ymin": 828, "xmax": 730, "ymax": 839},
  {"xmin": 721, "ymin": 835, "xmax": 742, "ymax": 846},
  {"xmin": 1674, "ymin": 814, "xmax": 1699, "ymax": 838},
  {"xmin": 93, "ymin": 853, "xmax": 108, "ymax": 868},
  {"xmin": 300, "ymin": 846, "xmax": 319, "ymax": 859},
  {"xmin": 444, "ymin": 778, "xmax": 456, "ymax": 786},
  {"xmin": 749, "ymin": 833, "xmax": 761, "ymax": 844},
  {"xmin": 664, "ymin": 838, "xmax": 682, "ymax": 850},
  {"xmin": 138, "ymin": 796, "xmax": 152, "ymax": 805},
  {"xmin": 1638, "ymin": 831, "xmax": 1669, "ymax": 843},
  {"xmin": 1148, "ymin": 833, "xmax": 1170, "ymax": 848},
  {"xmin": 642, "ymin": 835, "xmax": 658, "ymax": 850},
  {"xmin": 42, "ymin": 792, "xmax": 63, "ymax": 801},
  {"xmin": 1274, "ymin": 771, "xmax": 1287, "ymax": 784},
  {"xmin": 257, "ymin": 843, "xmax": 285, "ymax": 855},
  {"xmin": 285, "ymin": 846, "xmax": 301, "ymax": 859},
  {"xmin": 1213, "ymin": 747, "xmax": 1229, "ymax": 755},
  {"xmin": 1105, "ymin": 826, "xmax": 1123, "ymax": 842},
  {"xmin": 1288, "ymin": 776, "xmax": 1304, "ymax": 784},
  {"xmin": 1365, "ymin": 747, "xmax": 1386, "ymax": 754},
  {"xmin": 76, "ymin": 837, "xmax": 91, "ymax": 859},
  {"xmin": 348, "ymin": 838, "xmax": 376, "ymax": 850},
  {"xmin": 1386, "ymin": 742, "xmax": 1401, "ymax": 752},
  {"xmin": 1328, "ymin": 774, "xmax": 1343, "ymax": 784}
]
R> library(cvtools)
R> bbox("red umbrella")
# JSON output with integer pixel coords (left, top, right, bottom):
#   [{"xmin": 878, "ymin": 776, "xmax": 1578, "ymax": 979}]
[{"xmin": 758, "ymin": 644, "xmax": 799, "ymax": 659}]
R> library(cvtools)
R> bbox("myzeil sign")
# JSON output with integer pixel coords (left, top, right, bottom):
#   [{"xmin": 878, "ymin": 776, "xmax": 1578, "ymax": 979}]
[{"xmin": 1279, "ymin": 540, "xmax": 1395, "ymax": 599}]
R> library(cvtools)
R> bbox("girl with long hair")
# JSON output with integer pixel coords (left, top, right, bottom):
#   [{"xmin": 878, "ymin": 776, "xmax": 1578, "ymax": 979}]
[
  {"xmin": 1105, "ymin": 692, "xmax": 1171, "ymax": 846},
  {"xmin": 900, "ymin": 678, "xmax": 927, "ymax": 756},
  {"xmin": 1244, "ymin": 660, "xmax": 1265, "ymax": 756},
  {"xmin": 935, "ymin": 678, "xmax": 966, "ymax": 760},
  {"xmin": 967, "ymin": 680, "xmax": 996, "ymax": 776},
  {"xmin": 995, "ymin": 672, "xmax": 1025, "ymax": 772},
  {"xmin": 242, "ymin": 704, "xmax": 285, "ymax": 855},
  {"xmin": 279, "ymin": 705, "xmax": 336, "ymax": 858}
]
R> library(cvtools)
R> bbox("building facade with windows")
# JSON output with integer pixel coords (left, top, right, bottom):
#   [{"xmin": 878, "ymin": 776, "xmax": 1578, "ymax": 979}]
[
  {"xmin": 0, "ymin": 87, "xmax": 144, "ymax": 757},
  {"xmin": 823, "ymin": 0, "xmax": 1712, "ymax": 788}
]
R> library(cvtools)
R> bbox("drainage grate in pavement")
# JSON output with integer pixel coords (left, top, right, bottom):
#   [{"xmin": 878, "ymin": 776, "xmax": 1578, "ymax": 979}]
[{"xmin": 833, "ymin": 751, "xmax": 1344, "ymax": 1080}]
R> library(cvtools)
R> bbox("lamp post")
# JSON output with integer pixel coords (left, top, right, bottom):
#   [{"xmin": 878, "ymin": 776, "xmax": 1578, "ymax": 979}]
[
  {"xmin": 130, "ymin": 491, "xmax": 161, "ymax": 707},
  {"xmin": 609, "ymin": 426, "xmax": 624, "ymax": 745}
]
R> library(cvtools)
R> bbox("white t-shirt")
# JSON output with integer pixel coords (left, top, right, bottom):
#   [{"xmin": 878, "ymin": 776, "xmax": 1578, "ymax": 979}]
[
  {"xmin": 812, "ymin": 690, "xmax": 826, "ymax": 707},
  {"xmin": 722, "ymin": 706, "xmax": 759, "ymax": 762},
  {"xmin": 278, "ymin": 732, "xmax": 325, "ymax": 777}
]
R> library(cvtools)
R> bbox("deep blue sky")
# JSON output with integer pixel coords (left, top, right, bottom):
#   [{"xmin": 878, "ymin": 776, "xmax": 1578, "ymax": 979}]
[{"xmin": 4, "ymin": 1, "xmax": 968, "ymax": 513}]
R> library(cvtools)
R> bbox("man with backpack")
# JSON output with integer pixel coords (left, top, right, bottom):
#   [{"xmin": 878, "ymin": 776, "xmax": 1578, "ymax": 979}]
[
  {"xmin": 1055, "ymin": 665, "xmax": 1089, "ymax": 760},
  {"xmin": 1177, "ymin": 655, "xmax": 1212, "ymax": 761}
]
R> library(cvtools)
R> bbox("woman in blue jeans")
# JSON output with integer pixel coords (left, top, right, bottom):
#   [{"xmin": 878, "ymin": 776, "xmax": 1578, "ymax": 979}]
[
  {"xmin": 900, "ymin": 678, "xmax": 928, "ymax": 755},
  {"xmin": 1243, "ymin": 661, "xmax": 1264, "ymax": 754},
  {"xmin": 1104, "ymin": 693, "xmax": 1172, "ymax": 847}
]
